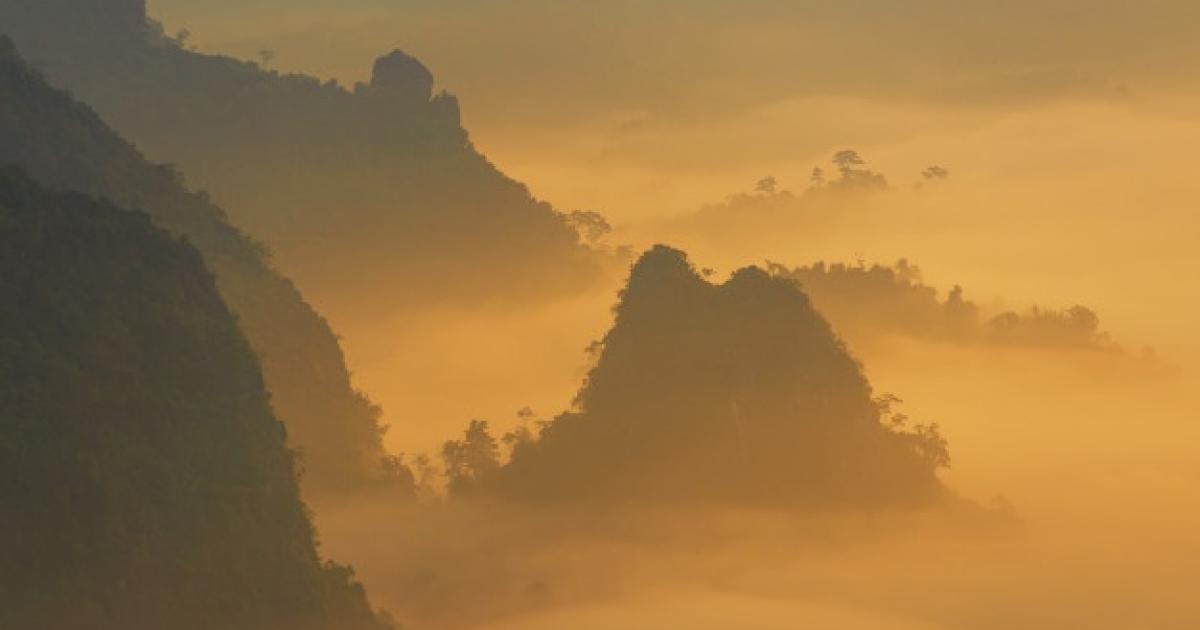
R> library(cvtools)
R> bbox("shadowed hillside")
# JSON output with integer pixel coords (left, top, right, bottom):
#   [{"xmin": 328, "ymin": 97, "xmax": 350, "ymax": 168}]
[
  {"xmin": 462, "ymin": 246, "xmax": 950, "ymax": 508},
  {"xmin": 0, "ymin": 37, "xmax": 405, "ymax": 500},
  {"xmin": 0, "ymin": 0, "xmax": 611, "ymax": 309},
  {"xmin": 0, "ymin": 168, "xmax": 390, "ymax": 630}
]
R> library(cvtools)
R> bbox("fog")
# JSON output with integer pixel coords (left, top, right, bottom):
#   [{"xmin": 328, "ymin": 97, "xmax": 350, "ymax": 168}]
[
  {"xmin": 314, "ymin": 342, "xmax": 1198, "ymax": 628},
  {"xmin": 140, "ymin": 4, "xmax": 1200, "ymax": 626},
  {"xmin": 28, "ymin": 1, "xmax": 1200, "ymax": 628}
]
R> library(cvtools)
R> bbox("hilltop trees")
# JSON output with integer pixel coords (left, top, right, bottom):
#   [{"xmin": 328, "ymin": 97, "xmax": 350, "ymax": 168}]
[{"xmin": 820, "ymin": 149, "xmax": 889, "ymax": 193}]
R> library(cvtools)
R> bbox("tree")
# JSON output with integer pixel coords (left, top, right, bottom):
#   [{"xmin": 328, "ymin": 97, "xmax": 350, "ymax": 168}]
[
  {"xmin": 442, "ymin": 420, "xmax": 500, "ymax": 495},
  {"xmin": 810, "ymin": 167, "xmax": 825, "ymax": 187},
  {"xmin": 832, "ymin": 149, "xmax": 865, "ymax": 174},
  {"xmin": 755, "ymin": 176, "xmax": 778, "ymax": 194},
  {"xmin": 566, "ymin": 210, "xmax": 612, "ymax": 245},
  {"xmin": 828, "ymin": 149, "xmax": 888, "ymax": 191},
  {"xmin": 909, "ymin": 424, "xmax": 951, "ymax": 469},
  {"xmin": 922, "ymin": 165, "xmax": 949, "ymax": 181},
  {"xmin": 502, "ymin": 407, "xmax": 542, "ymax": 459}
]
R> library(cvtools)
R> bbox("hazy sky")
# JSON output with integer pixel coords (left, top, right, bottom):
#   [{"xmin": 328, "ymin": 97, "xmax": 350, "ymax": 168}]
[{"xmin": 147, "ymin": 0, "xmax": 1200, "ymax": 217}]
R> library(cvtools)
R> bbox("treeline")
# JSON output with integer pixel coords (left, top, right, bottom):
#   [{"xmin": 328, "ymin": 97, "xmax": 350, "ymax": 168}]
[
  {"xmin": 698, "ymin": 149, "xmax": 940, "ymax": 219},
  {"xmin": 768, "ymin": 259, "xmax": 1122, "ymax": 352}
]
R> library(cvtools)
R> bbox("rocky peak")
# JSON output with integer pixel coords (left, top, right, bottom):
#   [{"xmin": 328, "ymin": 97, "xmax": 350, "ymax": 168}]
[{"xmin": 370, "ymin": 49, "xmax": 435, "ymax": 105}]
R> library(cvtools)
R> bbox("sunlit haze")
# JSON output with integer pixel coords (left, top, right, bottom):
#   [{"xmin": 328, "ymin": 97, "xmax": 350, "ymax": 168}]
[{"xmin": 3, "ymin": 1, "xmax": 1199, "ymax": 628}]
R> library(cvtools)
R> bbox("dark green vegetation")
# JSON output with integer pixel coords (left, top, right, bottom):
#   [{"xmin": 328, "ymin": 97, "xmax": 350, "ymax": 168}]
[
  {"xmin": 0, "ymin": 37, "xmax": 405, "ymax": 498},
  {"xmin": 0, "ymin": 168, "xmax": 390, "ymax": 630},
  {"xmin": 768, "ymin": 259, "xmax": 1121, "ymax": 352},
  {"xmin": 0, "ymin": 0, "xmax": 609, "ymax": 307},
  {"xmin": 445, "ymin": 246, "xmax": 950, "ymax": 508}
]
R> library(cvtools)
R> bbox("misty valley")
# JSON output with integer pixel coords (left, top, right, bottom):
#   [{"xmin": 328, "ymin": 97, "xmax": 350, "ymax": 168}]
[{"xmin": 2, "ymin": 2, "xmax": 1198, "ymax": 629}]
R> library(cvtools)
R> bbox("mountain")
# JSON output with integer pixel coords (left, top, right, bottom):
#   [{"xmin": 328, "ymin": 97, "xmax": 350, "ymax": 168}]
[
  {"xmin": 0, "ymin": 0, "xmax": 610, "ymax": 310},
  {"xmin": 0, "ymin": 37, "xmax": 403, "ymax": 499},
  {"xmin": 488, "ymin": 246, "xmax": 949, "ymax": 508},
  {"xmin": 0, "ymin": 167, "xmax": 390, "ymax": 630}
]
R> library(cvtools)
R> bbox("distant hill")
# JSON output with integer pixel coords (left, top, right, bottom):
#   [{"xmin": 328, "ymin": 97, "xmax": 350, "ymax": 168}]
[
  {"xmin": 472, "ymin": 246, "xmax": 948, "ymax": 508},
  {"xmin": 0, "ymin": 37, "xmax": 405, "ymax": 500},
  {"xmin": 0, "ymin": 0, "xmax": 611, "ymax": 309},
  {"xmin": 0, "ymin": 167, "xmax": 390, "ymax": 629},
  {"xmin": 768, "ymin": 259, "xmax": 1123, "ymax": 353}
]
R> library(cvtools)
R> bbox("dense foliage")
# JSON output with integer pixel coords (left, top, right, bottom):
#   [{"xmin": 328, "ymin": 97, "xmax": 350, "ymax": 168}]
[
  {"xmin": 0, "ymin": 37, "xmax": 404, "ymax": 498},
  {"xmin": 0, "ymin": 0, "xmax": 609, "ymax": 306},
  {"xmin": 460, "ymin": 246, "xmax": 948, "ymax": 508},
  {"xmin": 0, "ymin": 168, "xmax": 390, "ymax": 629}
]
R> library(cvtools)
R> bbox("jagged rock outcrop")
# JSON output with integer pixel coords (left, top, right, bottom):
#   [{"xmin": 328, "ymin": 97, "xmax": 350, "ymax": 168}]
[{"xmin": 369, "ymin": 49, "xmax": 435, "ymax": 105}]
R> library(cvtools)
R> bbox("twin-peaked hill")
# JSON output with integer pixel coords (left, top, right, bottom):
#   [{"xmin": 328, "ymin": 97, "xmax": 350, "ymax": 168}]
[
  {"xmin": 0, "ymin": 38, "xmax": 401, "ymax": 500},
  {"xmin": 0, "ymin": 168, "xmax": 390, "ymax": 630},
  {"xmin": 0, "ymin": 0, "xmax": 610, "ymax": 309},
  {"xmin": 488, "ymin": 246, "xmax": 949, "ymax": 508}
]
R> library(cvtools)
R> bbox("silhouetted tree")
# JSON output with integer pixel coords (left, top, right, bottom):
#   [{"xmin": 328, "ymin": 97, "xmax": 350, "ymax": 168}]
[
  {"xmin": 922, "ymin": 165, "xmax": 949, "ymax": 180},
  {"xmin": 827, "ymin": 149, "xmax": 888, "ymax": 191},
  {"xmin": 833, "ymin": 149, "xmax": 865, "ymax": 173},
  {"xmin": 443, "ymin": 420, "xmax": 501, "ymax": 495},
  {"xmin": 566, "ymin": 210, "xmax": 612, "ymax": 245},
  {"xmin": 810, "ymin": 167, "xmax": 825, "ymax": 187},
  {"xmin": 755, "ymin": 176, "xmax": 779, "ymax": 194}
]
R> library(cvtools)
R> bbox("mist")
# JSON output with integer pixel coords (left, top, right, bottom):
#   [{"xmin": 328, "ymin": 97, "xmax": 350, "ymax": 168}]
[{"xmin": 5, "ymin": 1, "xmax": 1200, "ymax": 629}]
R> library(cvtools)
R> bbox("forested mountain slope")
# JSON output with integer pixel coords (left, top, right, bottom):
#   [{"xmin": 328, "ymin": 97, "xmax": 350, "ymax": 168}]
[
  {"xmin": 0, "ymin": 168, "xmax": 390, "ymax": 630},
  {"xmin": 0, "ymin": 37, "xmax": 403, "ymax": 499}
]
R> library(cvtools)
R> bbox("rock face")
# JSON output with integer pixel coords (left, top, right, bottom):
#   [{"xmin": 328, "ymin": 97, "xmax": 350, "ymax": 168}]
[
  {"xmin": 0, "ymin": 167, "xmax": 390, "ymax": 630},
  {"xmin": 494, "ymin": 246, "xmax": 948, "ymax": 508},
  {"xmin": 0, "ymin": 37, "xmax": 405, "ymax": 501},
  {"xmin": 370, "ymin": 49, "xmax": 435, "ymax": 106}
]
